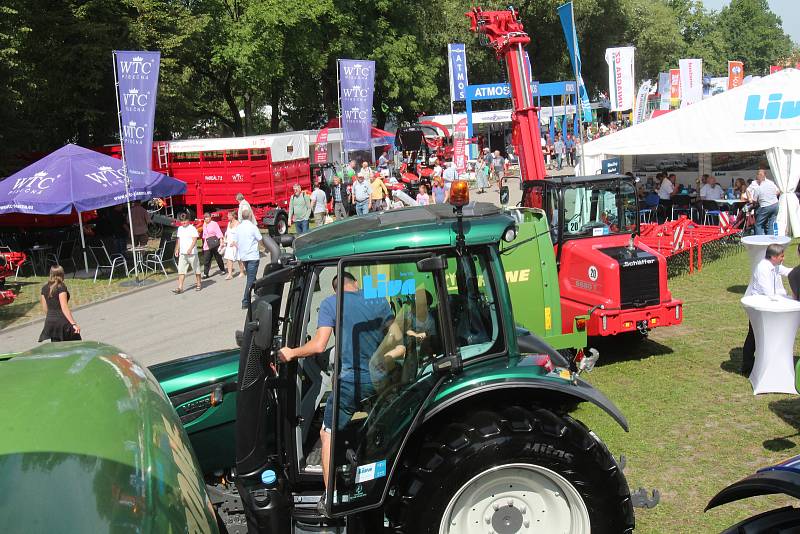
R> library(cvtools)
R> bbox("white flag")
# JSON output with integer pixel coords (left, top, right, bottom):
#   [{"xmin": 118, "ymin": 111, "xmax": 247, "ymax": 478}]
[
  {"xmin": 633, "ymin": 80, "xmax": 652, "ymax": 124},
  {"xmin": 679, "ymin": 58, "xmax": 703, "ymax": 107},
  {"xmin": 605, "ymin": 47, "xmax": 635, "ymax": 111}
]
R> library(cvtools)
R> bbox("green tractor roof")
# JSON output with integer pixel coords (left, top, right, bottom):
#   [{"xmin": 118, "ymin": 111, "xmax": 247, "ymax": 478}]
[{"xmin": 292, "ymin": 203, "xmax": 515, "ymax": 261}]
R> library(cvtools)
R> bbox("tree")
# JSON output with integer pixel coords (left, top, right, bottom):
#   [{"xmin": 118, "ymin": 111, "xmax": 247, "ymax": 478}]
[{"xmin": 717, "ymin": 0, "xmax": 793, "ymax": 75}]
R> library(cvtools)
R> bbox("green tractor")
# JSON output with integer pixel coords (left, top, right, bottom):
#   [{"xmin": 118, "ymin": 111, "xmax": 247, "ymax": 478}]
[{"xmin": 1, "ymin": 194, "xmax": 635, "ymax": 533}]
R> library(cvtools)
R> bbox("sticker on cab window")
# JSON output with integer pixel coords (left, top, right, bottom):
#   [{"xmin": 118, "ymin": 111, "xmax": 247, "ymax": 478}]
[{"xmin": 355, "ymin": 459, "xmax": 387, "ymax": 483}]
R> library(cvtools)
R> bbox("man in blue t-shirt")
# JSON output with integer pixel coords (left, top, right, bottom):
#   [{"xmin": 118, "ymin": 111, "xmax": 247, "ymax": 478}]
[{"xmin": 279, "ymin": 271, "xmax": 396, "ymax": 497}]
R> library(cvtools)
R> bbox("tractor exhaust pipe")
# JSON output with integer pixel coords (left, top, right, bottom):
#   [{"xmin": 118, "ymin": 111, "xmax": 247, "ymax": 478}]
[{"xmin": 261, "ymin": 234, "xmax": 281, "ymax": 264}]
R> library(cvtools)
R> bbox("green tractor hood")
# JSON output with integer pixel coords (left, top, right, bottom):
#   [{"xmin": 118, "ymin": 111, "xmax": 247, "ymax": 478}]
[{"xmin": 0, "ymin": 342, "xmax": 218, "ymax": 533}]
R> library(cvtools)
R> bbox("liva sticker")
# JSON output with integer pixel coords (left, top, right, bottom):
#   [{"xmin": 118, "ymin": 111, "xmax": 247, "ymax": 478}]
[{"xmin": 355, "ymin": 459, "xmax": 387, "ymax": 483}]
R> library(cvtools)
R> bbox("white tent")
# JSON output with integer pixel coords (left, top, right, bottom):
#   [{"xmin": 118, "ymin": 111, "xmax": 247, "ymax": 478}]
[{"xmin": 582, "ymin": 69, "xmax": 800, "ymax": 236}]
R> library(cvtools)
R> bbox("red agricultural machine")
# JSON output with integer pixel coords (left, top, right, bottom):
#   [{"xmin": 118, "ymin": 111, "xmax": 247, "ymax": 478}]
[
  {"xmin": 0, "ymin": 251, "xmax": 26, "ymax": 306},
  {"xmin": 468, "ymin": 6, "xmax": 683, "ymax": 338}
]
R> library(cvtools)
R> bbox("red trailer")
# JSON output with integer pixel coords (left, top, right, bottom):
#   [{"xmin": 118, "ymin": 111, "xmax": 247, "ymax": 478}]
[{"xmin": 98, "ymin": 132, "xmax": 313, "ymax": 234}]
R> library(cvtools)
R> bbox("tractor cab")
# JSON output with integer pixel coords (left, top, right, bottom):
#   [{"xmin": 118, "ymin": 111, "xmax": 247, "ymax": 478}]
[{"xmin": 522, "ymin": 174, "xmax": 640, "ymax": 251}]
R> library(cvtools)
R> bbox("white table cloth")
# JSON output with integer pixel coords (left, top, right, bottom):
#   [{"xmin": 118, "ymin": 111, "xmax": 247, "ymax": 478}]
[
  {"xmin": 741, "ymin": 235, "xmax": 791, "ymax": 274},
  {"xmin": 742, "ymin": 294, "xmax": 800, "ymax": 395}
]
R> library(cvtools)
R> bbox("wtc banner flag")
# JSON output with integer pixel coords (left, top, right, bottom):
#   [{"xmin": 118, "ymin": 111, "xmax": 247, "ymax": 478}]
[
  {"xmin": 679, "ymin": 58, "xmax": 703, "ymax": 106},
  {"xmin": 605, "ymin": 47, "xmax": 635, "ymax": 111},
  {"xmin": 338, "ymin": 59, "xmax": 375, "ymax": 152},
  {"xmin": 448, "ymin": 44, "xmax": 469, "ymax": 102},
  {"xmin": 557, "ymin": 2, "xmax": 592, "ymax": 120},
  {"xmin": 728, "ymin": 61, "xmax": 744, "ymax": 89},
  {"xmin": 114, "ymin": 51, "xmax": 160, "ymax": 181},
  {"xmin": 633, "ymin": 80, "xmax": 652, "ymax": 125}
]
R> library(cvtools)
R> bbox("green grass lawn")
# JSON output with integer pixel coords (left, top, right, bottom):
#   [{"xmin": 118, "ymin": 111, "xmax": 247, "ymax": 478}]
[
  {"xmin": 0, "ymin": 270, "xmax": 170, "ymax": 329},
  {"xmin": 573, "ymin": 241, "xmax": 800, "ymax": 532}
]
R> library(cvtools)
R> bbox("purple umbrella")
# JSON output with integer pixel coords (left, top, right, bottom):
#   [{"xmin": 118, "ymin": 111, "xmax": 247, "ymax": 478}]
[
  {"xmin": 0, "ymin": 144, "xmax": 185, "ymax": 215},
  {"xmin": 0, "ymin": 143, "xmax": 186, "ymax": 271}
]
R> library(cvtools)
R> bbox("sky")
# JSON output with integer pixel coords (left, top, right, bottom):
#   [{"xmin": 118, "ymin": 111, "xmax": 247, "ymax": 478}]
[{"xmin": 701, "ymin": 0, "xmax": 799, "ymax": 44}]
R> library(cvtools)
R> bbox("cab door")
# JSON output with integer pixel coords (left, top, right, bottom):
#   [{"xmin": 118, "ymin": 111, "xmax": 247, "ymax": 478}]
[{"xmin": 324, "ymin": 253, "xmax": 459, "ymax": 516}]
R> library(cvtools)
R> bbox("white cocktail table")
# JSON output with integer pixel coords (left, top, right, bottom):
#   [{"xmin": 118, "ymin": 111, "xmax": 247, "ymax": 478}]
[
  {"xmin": 741, "ymin": 235, "xmax": 791, "ymax": 274},
  {"xmin": 741, "ymin": 294, "xmax": 800, "ymax": 395}
]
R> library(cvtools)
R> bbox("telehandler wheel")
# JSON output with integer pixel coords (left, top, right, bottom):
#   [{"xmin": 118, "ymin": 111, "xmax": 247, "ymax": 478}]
[
  {"xmin": 270, "ymin": 213, "xmax": 288, "ymax": 236},
  {"xmin": 391, "ymin": 405, "xmax": 634, "ymax": 534}
]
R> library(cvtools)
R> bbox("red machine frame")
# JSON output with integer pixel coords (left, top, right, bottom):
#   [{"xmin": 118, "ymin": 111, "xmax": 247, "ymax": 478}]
[{"xmin": 468, "ymin": 7, "xmax": 683, "ymax": 338}]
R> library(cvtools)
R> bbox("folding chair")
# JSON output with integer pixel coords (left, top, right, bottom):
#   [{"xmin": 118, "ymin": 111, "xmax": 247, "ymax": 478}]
[
  {"xmin": 145, "ymin": 239, "xmax": 177, "ymax": 276},
  {"xmin": 88, "ymin": 243, "xmax": 128, "ymax": 284}
]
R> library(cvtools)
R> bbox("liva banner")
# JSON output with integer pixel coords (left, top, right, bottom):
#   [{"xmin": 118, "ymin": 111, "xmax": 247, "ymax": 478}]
[
  {"xmin": 339, "ymin": 59, "xmax": 375, "ymax": 153},
  {"xmin": 114, "ymin": 51, "xmax": 160, "ymax": 181},
  {"xmin": 728, "ymin": 61, "xmax": 744, "ymax": 90}
]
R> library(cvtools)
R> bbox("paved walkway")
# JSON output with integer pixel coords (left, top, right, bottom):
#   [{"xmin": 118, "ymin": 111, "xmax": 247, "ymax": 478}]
[
  {"xmin": 1, "ymin": 167, "xmax": 572, "ymax": 367},
  {"xmin": 1, "ymin": 257, "xmax": 269, "ymax": 367}
]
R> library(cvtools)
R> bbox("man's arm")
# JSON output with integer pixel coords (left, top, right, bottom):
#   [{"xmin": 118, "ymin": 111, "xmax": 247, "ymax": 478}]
[{"xmin": 279, "ymin": 326, "xmax": 333, "ymax": 362}]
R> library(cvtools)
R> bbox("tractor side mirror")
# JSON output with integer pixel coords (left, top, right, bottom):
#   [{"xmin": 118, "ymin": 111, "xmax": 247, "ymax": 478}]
[
  {"xmin": 417, "ymin": 254, "xmax": 447, "ymax": 272},
  {"xmin": 252, "ymin": 296, "xmax": 275, "ymax": 350}
]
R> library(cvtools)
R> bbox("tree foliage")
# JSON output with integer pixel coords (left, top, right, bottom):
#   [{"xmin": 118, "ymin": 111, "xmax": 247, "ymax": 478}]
[{"xmin": 0, "ymin": 0, "xmax": 794, "ymax": 174}]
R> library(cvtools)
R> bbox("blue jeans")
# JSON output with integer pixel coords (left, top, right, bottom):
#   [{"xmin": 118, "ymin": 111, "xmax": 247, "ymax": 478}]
[
  {"xmin": 355, "ymin": 200, "xmax": 369, "ymax": 216},
  {"xmin": 755, "ymin": 203, "xmax": 778, "ymax": 235},
  {"xmin": 295, "ymin": 219, "xmax": 309, "ymax": 235},
  {"xmin": 241, "ymin": 260, "xmax": 260, "ymax": 308}
]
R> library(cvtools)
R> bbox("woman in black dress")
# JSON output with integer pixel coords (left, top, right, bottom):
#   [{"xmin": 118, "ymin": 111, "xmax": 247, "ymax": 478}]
[{"xmin": 38, "ymin": 265, "xmax": 81, "ymax": 342}]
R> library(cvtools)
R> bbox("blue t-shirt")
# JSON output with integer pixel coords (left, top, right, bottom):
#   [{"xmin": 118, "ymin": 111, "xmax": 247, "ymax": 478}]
[{"xmin": 318, "ymin": 290, "xmax": 393, "ymax": 381}]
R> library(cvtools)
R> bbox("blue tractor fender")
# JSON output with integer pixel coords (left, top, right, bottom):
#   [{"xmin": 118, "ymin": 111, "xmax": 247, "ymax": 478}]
[{"xmin": 706, "ymin": 455, "xmax": 800, "ymax": 511}]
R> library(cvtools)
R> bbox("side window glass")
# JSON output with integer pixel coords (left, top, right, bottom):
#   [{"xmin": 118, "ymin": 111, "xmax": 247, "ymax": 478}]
[{"xmin": 443, "ymin": 254, "xmax": 501, "ymax": 360}]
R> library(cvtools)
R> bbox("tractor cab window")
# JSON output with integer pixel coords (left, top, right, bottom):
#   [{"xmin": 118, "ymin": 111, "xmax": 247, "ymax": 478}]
[
  {"xmin": 561, "ymin": 180, "xmax": 638, "ymax": 238},
  {"xmin": 328, "ymin": 250, "xmax": 502, "ymax": 514}
]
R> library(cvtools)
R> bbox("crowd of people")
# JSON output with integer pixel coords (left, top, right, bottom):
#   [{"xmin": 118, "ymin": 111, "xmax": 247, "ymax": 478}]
[{"xmin": 649, "ymin": 168, "xmax": 781, "ymax": 234}]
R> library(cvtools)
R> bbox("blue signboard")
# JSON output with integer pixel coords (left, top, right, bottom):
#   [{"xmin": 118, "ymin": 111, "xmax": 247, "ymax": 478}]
[{"xmin": 601, "ymin": 157, "xmax": 621, "ymax": 174}]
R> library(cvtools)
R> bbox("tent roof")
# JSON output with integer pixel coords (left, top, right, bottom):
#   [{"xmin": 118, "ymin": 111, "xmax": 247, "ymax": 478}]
[{"xmin": 583, "ymin": 69, "xmax": 800, "ymax": 158}]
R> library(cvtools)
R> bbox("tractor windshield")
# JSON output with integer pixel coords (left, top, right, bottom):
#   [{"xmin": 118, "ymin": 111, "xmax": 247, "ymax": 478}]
[{"xmin": 561, "ymin": 180, "xmax": 638, "ymax": 238}]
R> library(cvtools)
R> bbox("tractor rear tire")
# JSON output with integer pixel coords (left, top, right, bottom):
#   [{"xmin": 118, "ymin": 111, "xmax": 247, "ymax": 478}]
[{"xmin": 390, "ymin": 405, "xmax": 634, "ymax": 534}]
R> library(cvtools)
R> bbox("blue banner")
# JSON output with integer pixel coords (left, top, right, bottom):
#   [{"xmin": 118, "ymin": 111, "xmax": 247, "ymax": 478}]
[
  {"xmin": 557, "ymin": 2, "xmax": 592, "ymax": 120},
  {"xmin": 114, "ymin": 51, "xmax": 160, "ymax": 182},
  {"xmin": 448, "ymin": 44, "xmax": 469, "ymax": 102},
  {"xmin": 339, "ymin": 59, "xmax": 375, "ymax": 152}
]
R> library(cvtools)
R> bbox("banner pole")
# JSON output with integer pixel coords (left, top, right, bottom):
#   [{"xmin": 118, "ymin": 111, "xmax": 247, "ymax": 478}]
[
  {"xmin": 113, "ymin": 51, "xmax": 140, "ymax": 283},
  {"xmin": 78, "ymin": 211, "xmax": 89, "ymax": 273},
  {"xmin": 336, "ymin": 59, "xmax": 345, "ymax": 168}
]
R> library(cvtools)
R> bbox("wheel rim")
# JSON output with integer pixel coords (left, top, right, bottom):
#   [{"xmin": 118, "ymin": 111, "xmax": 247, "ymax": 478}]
[
  {"xmin": 276, "ymin": 218, "xmax": 287, "ymax": 235},
  {"xmin": 439, "ymin": 463, "xmax": 590, "ymax": 534}
]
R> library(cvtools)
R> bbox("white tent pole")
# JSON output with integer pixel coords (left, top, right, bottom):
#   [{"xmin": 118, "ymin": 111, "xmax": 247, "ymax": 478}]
[
  {"xmin": 78, "ymin": 211, "xmax": 89, "ymax": 272},
  {"xmin": 113, "ymin": 51, "xmax": 140, "ymax": 282}
]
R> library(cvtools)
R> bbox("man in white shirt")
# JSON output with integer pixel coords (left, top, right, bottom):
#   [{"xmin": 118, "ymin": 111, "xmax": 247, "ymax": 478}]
[
  {"xmin": 741, "ymin": 244, "xmax": 792, "ymax": 374},
  {"xmin": 442, "ymin": 162, "xmax": 458, "ymax": 190},
  {"xmin": 699, "ymin": 176, "xmax": 724, "ymax": 201},
  {"xmin": 237, "ymin": 208, "xmax": 263, "ymax": 309},
  {"xmin": 752, "ymin": 169, "xmax": 781, "ymax": 235},
  {"xmin": 657, "ymin": 173, "xmax": 675, "ymax": 222},
  {"xmin": 236, "ymin": 193, "xmax": 257, "ymax": 224},
  {"xmin": 310, "ymin": 182, "xmax": 328, "ymax": 227},
  {"xmin": 173, "ymin": 213, "xmax": 201, "ymax": 294},
  {"xmin": 351, "ymin": 173, "xmax": 372, "ymax": 215}
]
